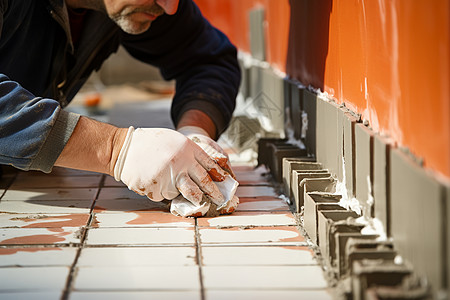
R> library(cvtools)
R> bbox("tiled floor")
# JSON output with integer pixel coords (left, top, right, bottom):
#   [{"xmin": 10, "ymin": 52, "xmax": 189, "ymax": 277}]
[{"xmin": 0, "ymin": 164, "xmax": 332, "ymax": 300}]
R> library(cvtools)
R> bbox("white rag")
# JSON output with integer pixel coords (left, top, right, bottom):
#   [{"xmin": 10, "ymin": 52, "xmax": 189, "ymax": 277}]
[{"xmin": 170, "ymin": 175, "xmax": 239, "ymax": 217}]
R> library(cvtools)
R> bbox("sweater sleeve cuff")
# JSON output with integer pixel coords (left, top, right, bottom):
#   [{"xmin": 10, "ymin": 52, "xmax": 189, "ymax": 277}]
[
  {"xmin": 175, "ymin": 100, "xmax": 227, "ymax": 137},
  {"xmin": 29, "ymin": 109, "xmax": 81, "ymax": 173}
]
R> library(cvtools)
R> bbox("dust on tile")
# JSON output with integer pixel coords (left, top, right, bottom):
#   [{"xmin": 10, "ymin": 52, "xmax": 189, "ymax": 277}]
[
  {"xmin": 0, "ymin": 213, "xmax": 90, "ymax": 228},
  {"xmin": 0, "ymin": 227, "xmax": 82, "ymax": 245}
]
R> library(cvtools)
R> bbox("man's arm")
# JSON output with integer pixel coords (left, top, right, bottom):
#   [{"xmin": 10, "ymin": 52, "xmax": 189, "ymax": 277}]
[
  {"xmin": 55, "ymin": 115, "xmax": 228, "ymax": 207},
  {"xmin": 54, "ymin": 116, "xmax": 127, "ymax": 176},
  {"xmin": 0, "ymin": 75, "xmax": 80, "ymax": 173},
  {"xmin": 0, "ymin": 74, "xmax": 126, "ymax": 176},
  {"xmin": 177, "ymin": 109, "xmax": 216, "ymax": 139}
]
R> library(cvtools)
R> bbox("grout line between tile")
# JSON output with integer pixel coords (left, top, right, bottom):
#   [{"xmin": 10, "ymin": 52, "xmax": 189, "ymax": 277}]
[
  {"xmin": 61, "ymin": 174, "xmax": 106, "ymax": 300},
  {"xmin": 61, "ymin": 248, "xmax": 82, "ymax": 300},
  {"xmin": 81, "ymin": 244, "xmax": 194, "ymax": 248},
  {"xmin": 89, "ymin": 175, "xmax": 107, "ymax": 214},
  {"xmin": 195, "ymin": 217, "xmax": 205, "ymax": 300},
  {"xmin": 200, "ymin": 243, "xmax": 308, "ymax": 247}
]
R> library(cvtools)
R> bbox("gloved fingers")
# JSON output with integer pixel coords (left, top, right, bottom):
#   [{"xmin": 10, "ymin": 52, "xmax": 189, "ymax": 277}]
[
  {"xmin": 161, "ymin": 189, "xmax": 180, "ymax": 201},
  {"xmin": 214, "ymin": 175, "xmax": 239, "ymax": 207},
  {"xmin": 175, "ymin": 173, "xmax": 203, "ymax": 206},
  {"xmin": 188, "ymin": 163, "xmax": 225, "ymax": 206},
  {"xmin": 212, "ymin": 154, "xmax": 236, "ymax": 179},
  {"xmin": 160, "ymin": 176, "xmax": 181, "ymax": 200},
  {"xmin": 129, "ymin": 187, "xmax": 164, "ymax": 202},
  {"xmin": 194, "ymin": 146, "xmax": 229, "ymax": 182},
  {"xmin": 125, "ymin": 178, "xmax": 164, "ymax": 202},
  {"xmin": 199, "ymin": 145, "xmax": 236, "ymax": 179},
  {"xmin": 193, "ymin": 138, "xmax": 225, "ymax": 157},
  {"xmin": 210, "ymin": 142, "xmax": 227, "ymax": 157},
  {"xmin": 187, "ymin": 131, "xmax": 227, "ymax": 156}
]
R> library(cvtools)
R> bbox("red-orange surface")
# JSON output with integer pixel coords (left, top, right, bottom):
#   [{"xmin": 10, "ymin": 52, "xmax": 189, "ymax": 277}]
[
  {"xmin": 195, "ymin": 0, "xmax": 450, "ymax": 178},
  {"xmin": 194, "ymin": 0, "xmax": 290, "ymax": 72}
]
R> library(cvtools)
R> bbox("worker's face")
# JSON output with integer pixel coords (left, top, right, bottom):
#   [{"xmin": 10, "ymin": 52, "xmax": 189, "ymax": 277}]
[{"xmin": 104, "ymin": 0, "xmax": 179, "ymax": 34}]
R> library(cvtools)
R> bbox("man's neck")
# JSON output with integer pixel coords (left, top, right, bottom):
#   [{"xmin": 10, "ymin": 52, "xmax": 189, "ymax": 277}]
[{"xmin": 65, "ymin": 0, "xmax": 106, "ymax": 12}]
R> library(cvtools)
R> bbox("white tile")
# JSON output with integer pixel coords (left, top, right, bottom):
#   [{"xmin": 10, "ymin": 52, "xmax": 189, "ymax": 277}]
[
  {"xmin": 235, "ymin": 186, "xmax": 277, "ymax": 197},
  {"xmin": 70, "ymin": 291, "xmax": 201, "ymax": 300},
  {"xmin": 77, "ymin": 247, "xmax": 197, "ymax": 266},
  {"xmin": 203, "ymin": 265, "xmax": 328, "ymax": 289},
  {"xmin": 0, "ymin": 228, "xmax": 82, "ymax": 245},
  {"xmin": 11, "ymin": 175, "xmax": 102, "ymax": 189},
  {"xmin": 0, "ymin": 247, "xmax": 77, "ymax": 266},
  {"xmin": 0, "ymin": 291, "xmax": 63, "ymax": 300},
  {"xmin": 198, "ymin": 212, "xmax": 297, "ymax": 227},
  {"xmin": 85, "ymin": 227, "xmax": 195, "ymax": 245},
  {"xmin": 2, "ymin": 188, "xmax": 97, "ymax": 201},
  {"xmin": 201, "ymin": 246, "xmax": 317, "ymax": 266},
  {"xmin": 74, "ymin": 266, "xmax": 200, "ymax": 290},
  {"xmin": 93, "ymin": 212, "xmax": 194, "ymax": 228},
  {"xmin": 0, "ymin": 200, "xmax": 92, "ymax": 214},
  {"xmin": 0, "ymin": 267, "xmax": 69, "ymax": 291},
  {"xmin": 199, "ymin": 226, "xmax": 306, "ymax": 245},
  {"xmin": 205, "ymin": 290, "xmax": 333, "ymax": 300},
  {"xmin": 0, "ymin": 213, "xmax": 89, "ymax": 228}
]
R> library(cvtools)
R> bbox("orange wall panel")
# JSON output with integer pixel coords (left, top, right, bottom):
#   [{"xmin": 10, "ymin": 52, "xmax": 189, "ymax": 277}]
[
  {"xmin": 322, "ymin": 0, "xmax": 450, "ymax": 177},
  {"xmin": 195, "ymin": 0, "xmax": 450, "ymax": 178},
  {"xmin": 395, "ymin": 1, "xmax": 450, "ymax": 177}
]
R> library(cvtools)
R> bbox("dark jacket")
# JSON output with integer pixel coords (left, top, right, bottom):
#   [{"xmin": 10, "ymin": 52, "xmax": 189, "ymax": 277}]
[{"xmin": 0, "ymin": 0, "xmax": 240, "ymax": 172}]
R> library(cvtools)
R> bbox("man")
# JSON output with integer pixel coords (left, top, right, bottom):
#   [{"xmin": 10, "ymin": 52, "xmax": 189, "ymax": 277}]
[{"xmin": 0, "ymin": 0, "xmax": 241, "ymax": 216}]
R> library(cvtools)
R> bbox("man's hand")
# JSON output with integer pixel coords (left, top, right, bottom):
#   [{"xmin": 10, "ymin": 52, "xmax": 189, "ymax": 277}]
[
  {"xmin": 177, "ymin": 126, "xmax": 235, "ymax": 178},
  {"xmin": 55, "ymin": 116, "xmax": 232, "ymax": 210},
  {"xmin": 171, "ymin": 125, "xmax": 239, "ymax": 217},
  {"xmin": 113, "ymin": 127, "xmax": 229, "ymax": 206}
]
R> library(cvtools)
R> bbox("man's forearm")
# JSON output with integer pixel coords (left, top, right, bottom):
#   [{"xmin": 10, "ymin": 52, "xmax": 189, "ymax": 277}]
[
  {"xmin": 54, "ymin": 116, "xmax": 128, "ymax": 176},
  {"xmin": 177, "ymin": 109, "xmax": 217, "ymax": 139},
  {"xmin": 57, "ymin": 110, "xmax": 214, "ymax": 175}
]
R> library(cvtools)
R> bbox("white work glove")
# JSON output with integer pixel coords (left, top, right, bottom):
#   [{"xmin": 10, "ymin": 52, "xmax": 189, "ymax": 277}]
[
  {"xmin": 177, "ymin": 126, "xmax": 235, "ymax": 178},
  {"xmin": 171, "ymin": 126, "xmax": 239, "ymax": 217},
  {"xmin": 114, "ymin": 127, "xmax": 229, "ymax": 207}
]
